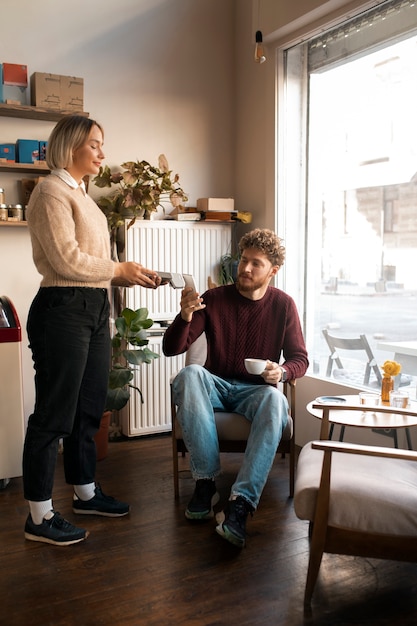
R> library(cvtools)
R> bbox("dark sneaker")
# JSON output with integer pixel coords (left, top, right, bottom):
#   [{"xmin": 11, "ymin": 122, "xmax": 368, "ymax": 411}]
[
  {"xmin": 185, "ymin": 479, "xmax": 219, "ymax": 520},
  {"xmin": 24, "ymin": 511, "xmax": 88, "ymax": 546},
  {"xmin": 73, "ymin": 485, "xmax": 130, "ymax": 517},
  {"xmin": 216, "ymin": 496, "xmax": 253, "ymax": 548}
]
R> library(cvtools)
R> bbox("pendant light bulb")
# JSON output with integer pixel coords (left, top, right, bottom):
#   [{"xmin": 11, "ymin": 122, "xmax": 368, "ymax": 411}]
[{"xmin": 254, "ymin": 30, "xmax": 266, "ymax": 64}]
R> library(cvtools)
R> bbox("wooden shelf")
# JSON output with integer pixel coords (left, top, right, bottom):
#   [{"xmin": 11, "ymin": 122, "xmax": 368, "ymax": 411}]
[
  {"xmin": 0, "ymin": 161, "xmax": 49, "ymax": 174},
  {"xmin": 0, "ymin": 103, "xmax": 89, "ymax": 122},
  {"xmin": 0, "ymin": 220, "xmax": 27, "ymax": 227}
]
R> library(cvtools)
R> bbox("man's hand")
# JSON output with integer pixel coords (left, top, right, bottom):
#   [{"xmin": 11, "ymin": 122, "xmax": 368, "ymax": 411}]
[
  {"xmin": 261, "ymin": 361, "xmax": 284, "ymax": 385},
  {"xmin": 180, "ymin": 286, "xmax": 206, "ymax": 322}
]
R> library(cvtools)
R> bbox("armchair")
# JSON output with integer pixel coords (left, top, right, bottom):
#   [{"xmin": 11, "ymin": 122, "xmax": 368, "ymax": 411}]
[{"xmin": 294, "ymin": 438, "xmax": 417, "ymax": 606}]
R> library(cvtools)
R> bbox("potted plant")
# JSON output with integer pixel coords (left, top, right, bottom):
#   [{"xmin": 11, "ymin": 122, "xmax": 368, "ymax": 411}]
[
  {"xmin": 95, "ymin": 307, "xmax": 159, "ymax": 459},
  {"xmin": 106, "ymin": 306, "xmax": 159, "ymax": 411},
  {"xmin": 219, "ymin": 252, "xmax": 240, "ymax": 284},
  {"xmin": 93, "ymin": 154, "xmax": 188, "ymax": 237}
]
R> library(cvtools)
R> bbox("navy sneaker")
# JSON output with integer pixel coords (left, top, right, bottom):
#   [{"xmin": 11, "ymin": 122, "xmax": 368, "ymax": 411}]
[
  {"xmin": 24, "ymin": 511, "xmax": 88, "ymax": 546},
  {"xmin": 185, "ymin": 479, "xmax": 219, "ymax": 520},
  {"xmin": 73, "ymin": 485, "xmax": 130, "ymax": 517},
  {"xmin": 216, "ymin": 496, "xmax": 253, "ymax": 548}
]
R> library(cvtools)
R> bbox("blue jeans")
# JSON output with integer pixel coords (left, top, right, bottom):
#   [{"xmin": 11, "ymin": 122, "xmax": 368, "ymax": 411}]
[
  {"xmin": 172, "ymin": 364, "xmax": 289, "ymax": 510},
  {"xmin": 23, "ymin": 287, "xmax": 110, "ymax": 501}
]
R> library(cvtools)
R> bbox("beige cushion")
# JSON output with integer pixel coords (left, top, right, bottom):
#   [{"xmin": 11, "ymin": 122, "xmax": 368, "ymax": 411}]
[
  {"xmin": 294, "ymin": 442, "xmax": 417, "ymax": 536},
  {"xmin": 185, "ymin": 333, "xmax": 207, "ymax": 366}
]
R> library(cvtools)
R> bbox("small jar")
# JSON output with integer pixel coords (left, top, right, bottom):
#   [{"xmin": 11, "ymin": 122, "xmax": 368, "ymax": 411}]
[
  {"xmin": 8, "ymin": 204, "xmax": 24, "ymax": 221},
  {"xmin": 0, "ymin": 188, "xmax": 5, "ymax": 205},
  {"xmin": 0, "ymin": 204, "xmax": 8, "ymax": 221}
]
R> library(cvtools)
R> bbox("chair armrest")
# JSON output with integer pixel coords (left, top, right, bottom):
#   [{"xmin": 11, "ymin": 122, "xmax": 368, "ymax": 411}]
[
  {"xmin": 283, "ymin": 379, "xmax": 296, "ymax": 416},
  {"xmin": 311, "ymin": 439, "xmax": 417, "ymax": 462}
]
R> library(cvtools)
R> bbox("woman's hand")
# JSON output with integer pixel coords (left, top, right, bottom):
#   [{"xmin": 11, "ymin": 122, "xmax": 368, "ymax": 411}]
[
  {"xmin": 112, "ymin": 262, "xmax": 162, "ymax": 288},
  {"xmin": 180, "ymin": 287, "xmax": 206, "ymax": 322}
]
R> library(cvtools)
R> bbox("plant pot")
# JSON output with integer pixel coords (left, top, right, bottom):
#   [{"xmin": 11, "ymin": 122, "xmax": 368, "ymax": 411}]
[{"xmin": 94, "ymin": 410, "xmax": 111, "ymax": 461}]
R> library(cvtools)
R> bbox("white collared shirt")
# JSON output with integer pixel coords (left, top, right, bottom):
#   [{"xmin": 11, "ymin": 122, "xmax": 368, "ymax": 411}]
[{"xmin": 51, "ymin": 168, "xmax": 86, "ymax": 194}]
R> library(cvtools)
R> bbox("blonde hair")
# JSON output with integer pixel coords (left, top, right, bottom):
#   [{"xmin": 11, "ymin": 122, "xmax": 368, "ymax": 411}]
[
  {"xmin": 239, "ymin": 228, "xmax": 285, "ymax": 266},
  {"xmin": 46, "ymin": 115, "xmax": 103, "ymax": 170}
]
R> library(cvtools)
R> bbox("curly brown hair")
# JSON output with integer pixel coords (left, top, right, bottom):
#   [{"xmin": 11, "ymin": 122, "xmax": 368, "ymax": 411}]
[{"xmin": 238, "ymin": 228, "xmax": 285, "ymax": 267}]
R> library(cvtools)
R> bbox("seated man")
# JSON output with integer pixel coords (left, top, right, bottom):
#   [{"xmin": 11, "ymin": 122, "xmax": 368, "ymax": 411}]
[{"xmin": 163, "ymin": 228, "xmax": 308, "ymax": 548}]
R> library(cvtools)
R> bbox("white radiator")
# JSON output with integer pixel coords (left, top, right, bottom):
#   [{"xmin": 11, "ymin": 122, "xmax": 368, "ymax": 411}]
[
  {"xmin": 120, "ymin": 220, "xmax": 232, "ymax": 436},
  {"xmin": 122, "ymin": 220, "xmax": 233, "ymax": 321},
  {"xmin": 120, "ymin": 334, "xmax": 185, "ymax": 437}
]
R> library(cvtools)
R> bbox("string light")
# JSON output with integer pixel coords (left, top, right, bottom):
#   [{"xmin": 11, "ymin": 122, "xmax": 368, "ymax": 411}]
[{"xmin": 255, "ymin": 30, "xmax": 266, "ymax": 63}]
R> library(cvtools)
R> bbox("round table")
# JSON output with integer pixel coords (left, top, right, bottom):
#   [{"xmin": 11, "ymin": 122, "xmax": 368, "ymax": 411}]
[{"xmin": 306, "ymin": 394, "xmax": 417, "ymax": 449}]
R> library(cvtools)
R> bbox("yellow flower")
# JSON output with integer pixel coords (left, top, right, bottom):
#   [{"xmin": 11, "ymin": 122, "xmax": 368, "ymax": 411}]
[{"xmin": 381, "ymin": 360, "xmax": 401, "ymax": 377}]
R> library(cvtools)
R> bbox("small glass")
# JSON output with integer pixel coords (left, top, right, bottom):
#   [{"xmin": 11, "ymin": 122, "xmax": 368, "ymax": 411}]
[
  {"xmin": 389, "ymin": 390, "xmax": 409, "ymax": 409},
  {"xmin": 359, "ymin": 392, "xmax": 380, "ymax": 406}
]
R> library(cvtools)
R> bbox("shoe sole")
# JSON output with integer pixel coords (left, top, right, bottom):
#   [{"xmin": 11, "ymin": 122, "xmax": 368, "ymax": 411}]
[
  {"xmin": 185, "ymin": 491, "xmax": 220, "ymax": 520},
  {"xmin": 215, "ymin": 523, "xmax": 245, "ymax": 548},
  {"xmin": 24, "ymin": 530, "xmax": 89, "ymax": 546},
  {"xmin": 73, "ymin": 507, "xmax": 129, "ymax": 517}
]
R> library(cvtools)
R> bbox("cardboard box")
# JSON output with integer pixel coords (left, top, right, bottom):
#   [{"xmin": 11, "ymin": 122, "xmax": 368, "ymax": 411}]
[
  {"xmin": 196, "ymin": 198, "xmax": 235, "ymax": 212},
  {"xmin": 30, "ymin": 72, "xmax": 62, "ymax": 109},
  {"xmin": 20, "ymin": 177, "xmax": 45, "ymax": 205},
  {"xmin": 30, "ymin": 72, "xmax": 84, "ymax": 111},
  {"xmin": 16, "ymin": 139, "xmax": 39, "ymax": 163},
  {"xmin": 61, "ymin": 75, "xmax": 84, "ymax": 111},
  {"xmin": 0, "ymin": 143, "xmax": 16, "ymax": 162}
]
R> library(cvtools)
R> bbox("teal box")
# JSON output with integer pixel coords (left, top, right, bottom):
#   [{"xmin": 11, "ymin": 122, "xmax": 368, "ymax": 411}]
[
  {"xmin": 0, "ymin": 143, "xmax": 15, "ymax": 161},
  {"xmin": 16, "ymin": 139, "xmax": 39, "ymax": 163}
]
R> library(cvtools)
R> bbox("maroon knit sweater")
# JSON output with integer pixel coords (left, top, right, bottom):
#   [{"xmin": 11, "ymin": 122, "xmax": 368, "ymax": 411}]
[{"xmin": 163, "ymin": 284, "xmax": 309, "ymax": 384}]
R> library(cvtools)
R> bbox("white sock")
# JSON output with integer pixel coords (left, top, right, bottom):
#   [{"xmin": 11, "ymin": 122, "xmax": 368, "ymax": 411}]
[
  {"xmin": 74, "ymin": 483, "xmax": 96, "ymax": 501},
  {"xmin": 29, "ymin": 500, "xmax": 54, "ymax": 525}
]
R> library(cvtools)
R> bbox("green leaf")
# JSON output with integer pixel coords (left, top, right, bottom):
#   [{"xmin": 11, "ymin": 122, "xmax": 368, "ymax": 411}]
[
  {"xmin": 124, "ymin": 348, "xmax": 157, "ymax": 366},
  {"xmin": 108, "ymin": 367, "xmax": 132, "ymax": 389},
  {"xmin": 106, "ymin": 387, "xmax": 130, "ymax": 410}
]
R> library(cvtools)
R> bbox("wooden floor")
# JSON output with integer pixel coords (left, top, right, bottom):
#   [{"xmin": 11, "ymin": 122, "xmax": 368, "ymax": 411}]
[{"xmin": 2, "ymin": 435, "xmax": 417, "ymax": 626}]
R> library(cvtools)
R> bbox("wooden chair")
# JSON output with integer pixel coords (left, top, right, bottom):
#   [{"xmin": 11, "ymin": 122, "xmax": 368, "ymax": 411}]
[
  {"xmin": 171, "ymin": 333, "xmax": 297, "ymax": 499},
  {"xmin": 295, "ymin": 419, "xmax": 417, "ymax": 605}
]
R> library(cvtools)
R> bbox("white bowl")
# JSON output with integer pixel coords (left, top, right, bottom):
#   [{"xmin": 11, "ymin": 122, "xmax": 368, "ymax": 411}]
[{"xmin": 244, "ymin": 358, "xmax": 267, "ymax": 375}]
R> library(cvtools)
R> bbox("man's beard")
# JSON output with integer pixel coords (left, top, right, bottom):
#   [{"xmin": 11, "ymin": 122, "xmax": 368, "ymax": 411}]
[{"xmin": 236, "ymin": 274, "xmax": 265, "ymax": 293}]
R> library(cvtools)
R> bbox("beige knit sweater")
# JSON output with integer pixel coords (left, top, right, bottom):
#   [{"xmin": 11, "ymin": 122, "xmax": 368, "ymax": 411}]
[{"xmin": 26, "ymin": 174, "xmax": 115, "ymax": 288}]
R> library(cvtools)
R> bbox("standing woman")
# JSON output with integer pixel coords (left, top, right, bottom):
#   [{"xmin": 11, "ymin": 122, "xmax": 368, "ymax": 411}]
[{"xmin": 23, "ymin": 115, "xmax": 161, "ymax": 546}]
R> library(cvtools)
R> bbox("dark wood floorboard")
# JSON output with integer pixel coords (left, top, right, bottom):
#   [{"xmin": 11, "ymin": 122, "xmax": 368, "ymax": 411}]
[{"xmin": 1, "ymin": 434, "xmax": 417, "ymax": 625}]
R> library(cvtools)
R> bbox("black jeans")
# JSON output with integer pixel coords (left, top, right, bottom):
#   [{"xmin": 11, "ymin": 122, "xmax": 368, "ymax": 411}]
[{"xmin": 23, "ymin": 287, "xmax": 110, "ymax": 501}]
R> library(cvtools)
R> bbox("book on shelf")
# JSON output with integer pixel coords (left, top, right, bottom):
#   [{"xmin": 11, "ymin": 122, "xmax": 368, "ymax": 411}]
[
  {"xmin": 203, "ymin": 210, "xmax": 238, "ymax": 221},
  {"xmin": 172, "ymin": 212, "xmax": 202, "ymax": 221}
]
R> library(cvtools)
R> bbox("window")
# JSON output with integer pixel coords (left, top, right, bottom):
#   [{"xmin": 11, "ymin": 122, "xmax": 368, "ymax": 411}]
[{"xmin": 280, "ymin": 0, "xmax": 417, "ymax": 392}]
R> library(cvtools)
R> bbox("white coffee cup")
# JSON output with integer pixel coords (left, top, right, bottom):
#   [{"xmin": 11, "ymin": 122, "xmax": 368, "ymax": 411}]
[{"xmin": 244, "ymin": 358, "xmax": 267, "ymax": 375}]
